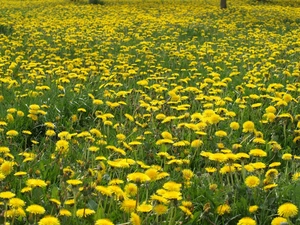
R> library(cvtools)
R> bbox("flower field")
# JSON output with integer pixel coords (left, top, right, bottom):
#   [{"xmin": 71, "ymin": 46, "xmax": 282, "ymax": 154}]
[{"xmin": 0, "ymin": 0, "xmax": 300, "ymax": 224}]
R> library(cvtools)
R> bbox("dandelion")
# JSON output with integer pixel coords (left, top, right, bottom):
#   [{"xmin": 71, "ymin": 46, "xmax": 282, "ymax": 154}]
[
  {"xmin": 38, "ymin": 216, "xmax": 60, "ymax": 225},
  {"xmin": 6, "ymin": 130, "xmax": 19, "ymax": 137},
  {"xmin": 162, "ymin": 191, "xmax": 182, "ymax": 201},
  {"xmin": 265, "ymin": 169, "xmax": 279, "ymax": 178},
  {"xmin": 26, "ymin": 204, "xmax": 46, "ymax": 215},
  {"xmin": 249, "ymin": 205, "xmax": 258, "ymax": 213},
  {"xmin": 130, "ymin": 212, "xmax": 141, "ymax": 225},
  {"xmin": 271, "ymin": 217, "xmax": 287, "ymax": 225},
  {"xmin": 277, "ymin": 202, "xmax": 298, "ymax": 218},
  {"xmin": 21, "ymin": 187, "xmax": 32, "ymax": 193},
  {"xmin": 249, "ymin": 149, "xmax": 267, "ymax": 157},
  {"xmin": 59, "ymin": 209, "xmax": 72, "ymax": 217},
  {"xmin": 282, "ymin": 153, "xmax": 292, "ymax": 160},
  {"xmin": 205, "ymin": 167, "xmax": 217, "ymax": 173},
  {"xmin": 215, "ymin": 130, "xmax": 227, "ymax": 137},
  {"xmin": 66, "ymin": 179, "xmax": 82, "ymax": 186},
  {"xmin": 182, "ymin": 169, "xmax": 194, "ymax": 180},
  {"xmin": 245, "ymin": 176, "xmax": 260, "ymax": 188},
  {"xmin": 0, "ymin": 191, "xmax": 15, "ymax": 199},
  {"xmin": 9, "ymin": 198, "xmax": 25, "ymax": 208},
  {"xmin": 242, "ymin": 121, "xmax": 255, "ymax": 133},
  {"xmin": 191, "ymin": 139, "xmax": 203, "ymax": 148},
  {"xmin": 137, "ymin": 203, "xmax": 152, "ymax": 212},
  {"xmin": 216, "ymin": 204, "xmax": 231, "ymax": 215},
  {"xmin": 161, "ymin": 131, "xmax": 173, "ymax": 140},
  {"xmin": 124, "ymin": 183, "xmax": 138, "ymax": 196},
  {"xmin": 55, "ymin": 140, "xmax": 69, "ymax": 154},
  {"xmin": 153, "ymin": 204, "xmax": 168, "ymax": 215},
  {"xmin": 145, "ymin": 168, "xmax": 159, "ymax": 181},
  {"xmin": 237, "ymin": 217, "xmax": 256, "ymax": 225},
  {"xmin": 292, "ymin": 172, "xmax": 300, "ymax": 181},
  {"xmin": 264, "ymin": 183, "xmax": 278, "ymax": 191},
  {"xmin": 76, "ymin": 208, "xmax": 95, "ymax": 218},
  {"xmin": 26, "ymin": 178, "xmax": 47, "ymax": 188},
  {"xmin": 0, "ymin": 146, "xmax": 10, "ymax": 153},
  {"xmin": 116, "ymin": 133, "xmax": 126, "ymax": 141},
  {"xmin": 230, "ymin": 122, "xmax": 240, "ymax": 130},
  {"xmin": 269, "ymin": 162, "xmax": 281, "ymax": 168},
  {"xmin": 163, "ymin": 181, "xmax": 182, "ymax": 191},
  {"xmin": 46, "ymin": 130, "xmax": 56, "ymax": 137},
  {"xmin": 0, "ymin": 161, "xmax": 14, "ymax": 175},
  {"xmin": 209, "ymin": 153, "xmax": 228, "ymax": 163},
  {"xmin": 127, "ymin": 172, "xmax": 150, "ymax": 183},
  {"xmin": 95, "ymin": 219, "xmax": 114, "ymax": 225},
  {"xmin": 209, "ymin": 184, "xmax": 218, "ymax": 191},
  {"xmin": 64, "ymin": 199, "xmax": 75, "ymax": 206},
  {"xmin": 120, "ymin": 199, "xmax": 136, "ymax": 213},
  {"xmin": 5, "ymin": 207, "xmax": 26, "ymax": 218}
]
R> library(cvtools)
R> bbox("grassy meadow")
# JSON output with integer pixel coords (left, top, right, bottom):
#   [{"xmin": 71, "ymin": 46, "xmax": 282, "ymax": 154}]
[{"xmin": 0, "ymin": 0, "xmax": 300, "ymax": 224}]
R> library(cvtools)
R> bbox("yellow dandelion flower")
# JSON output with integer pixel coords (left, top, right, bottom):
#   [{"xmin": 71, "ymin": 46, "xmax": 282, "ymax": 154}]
[
  {"xmin": 163, "ymin": 181, "xmax": 182, "ymax": 192},
  {"xmin": 150, "ymin": 194, "xmax": 169, "ymax": 204},
  {"xmin": 0, "ymin": 146, "xmax": 10, "ymax": 153},
  {"xmin": 26, "ymin": 204, "xmax": 45, "ymax": 215},
  {"xmin": 209, "ymin": 153, "xmax": 228, "ymax": 163},
  {"xmin": 161, "ymin": 131, "xmax": 173, "ymax": 140},
  {"xmin": 95, "ymin": 186, "xmax": 112, "ymax": 197},
  {"xmin": 127, "ymin": 172, "xmax": 150, "ymax": 183},
  {"xmin": 263, "ymin": 183, "xmax": 278, "ymax": 191},
  {"xmin": 271, "ymin": 217, "xmax": 287, "ymax": 225},
  {"xmin": 242, "ymin": 121, "xmax": 255, "ymax": 133},
  {"xmin": 179, "ymin": 205, "xmax": 193, "ymax": 218},
  {"xmin": 191, "ymin": 139, "xmax": 203, "ymax": 148},
  {"xmin": 292, "ymin": 172, "xmax": 300, "ymax": 181},
  {"xmin": 6, "ymin": 130, "xmax": 19, "ymax": 137},
  {"xmin": 9, "ymin": 198, "xmax": 25, "ymax": 208},
  {"xmin": 64, "ymin": 199, "xmax": 75, "ymax": 206},
  {"xmin": 162, "ymin": 191, "xmax": 182, "ymax": 201},
  {"xmin": 153, "ymin": 204, "xmax": 168, "ymax": 215},
  {"xmin": 55, "ymin": 140, "xmax": 69, "ymax": 154},
  {"xmin": 38, "ymin": 216, "xmax": 60, "ymax": 225},
  {"xmin": 245, "ymin": 176, "xmax": 260, "ymax": 188},
  {"xmin": 5, "ymin": 207, "xmax": 26, "ymax": 218},
  {"xmin": 237, "ymin": 217, "xmax": 256, "ymax": 225},
  {"xmin": 95, "ymin": 218, "xmax": 114, "ymax": 225},
  {"xmin": 137, "ymin": 203, "xmax": 152, "ymax": 212},
  {"xmin": 209, "ymin": 184, "xmax": 218, "ymax": 191},
  {"xmin": 130, "ymin": 212, "xmax": 141, "ymax": 225},
  {"xmin": 26, "ymin": 178, "xmax": 47, "ymax": 188},
  {"xmin": 76, "ymin": 208, "xmax": 95, "ymax": 218},
  {"xmin": 124, "ymin": 183, "xmax": 138, "ymax": 197},
  {"xmin": 0, "ymin": 191, "xmax": 15, "ymax": 199},
  {"xmin": 21, "ymin": 186, "xmax": 32, "ymax": 193},
  {"xmin": 249, "ymin": 205, "xmax": 259, "ymax": 213},
  {"xmin": 269, "ymin": 162, "xmax": 281, "ymax": 168},
  {"xmin": 0, "ymin": 161, "xmax": 14, "ymax": 175},
  {"xmin": 0, "ymin": 172, "xmax": 6, "ymax": 181},
  {"xmin": 230, "ymin": 122, "xmax": 240, "ymax": 130},
  {"xmin": 216, "ymin": 204, "xmax": 231, "ymax": 216},
  {"xmin": 249, "ymin": 149, "xmax": 267, "ymax": 157},
  {"xmin": 205, "ymin": 167, "xmax": 217, "ymax": 173},
  {"xmin": 145, "ymin": 168, "xmax": 159, "ymax": 181},
  {"xmin": 282, "ymin": 153, "xmax": 292, "ymax": 160},
  {"xmin": 116, "ymin": 133, "xmax": 126, "ymax": 141},
  {"xmin": 59, "ymin": 209, "xmax": 72, "ymax": 217},
  {"xmin": 215, "ymin": 130, "xmax": 227, "ymax": 137},
  {"xmin": 120, "ymin": 199, "xmax": 136, "ymax": 213},
  {"xmin": 182, "ymin": 169, "xmax": 194, "ymax": 180},
  {"xmin": 277, "ymin": 202, "xmax": 298, "ymax": 218}
]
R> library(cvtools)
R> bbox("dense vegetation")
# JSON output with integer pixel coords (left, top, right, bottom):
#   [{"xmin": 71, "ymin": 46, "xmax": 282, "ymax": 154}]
[{"xmin": 0, "ymin": 0, "xmax": 300, "ymax": 224}]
